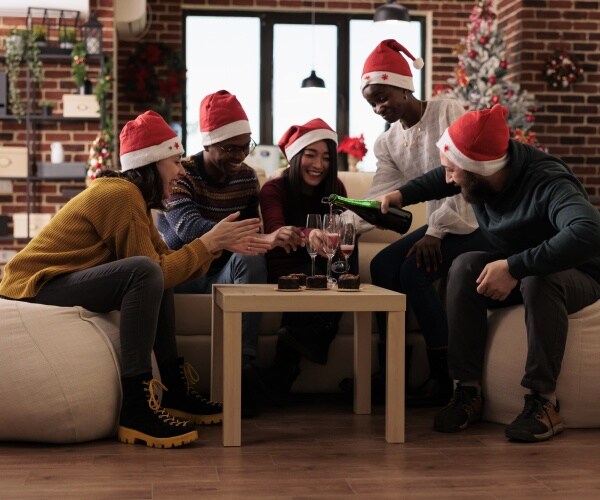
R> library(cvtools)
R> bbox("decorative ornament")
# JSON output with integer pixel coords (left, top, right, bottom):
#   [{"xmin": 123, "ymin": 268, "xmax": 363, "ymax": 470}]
[
  {"xmin": 544, "ymin": 50, "xmax": 584, "ymax": 90},
  {"xmin": 337, "ymin": 134, "xmax": 367, "ymax": 171},
  {"xmin": 86, "ymin": 130, "xmax": 113, "ymax": 183},
  {"xmin": 123, "ymin": 42, "xmax": 185, "ymax": 121},
  {"xmin": 338, "ymin": 134, "xmax": 367, "ymax": 160}
]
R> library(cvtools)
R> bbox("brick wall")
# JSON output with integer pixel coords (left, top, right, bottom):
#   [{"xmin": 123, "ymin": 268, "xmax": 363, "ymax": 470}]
[{"xmin": 1, "ymin": 0, "xmax": 598, "ymax": 251}]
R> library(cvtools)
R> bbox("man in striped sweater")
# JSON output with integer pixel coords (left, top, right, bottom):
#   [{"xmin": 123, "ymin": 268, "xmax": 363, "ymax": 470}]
[{"xmin": 157, "ymin": 90, "xmax": 303, "ymax": 416}]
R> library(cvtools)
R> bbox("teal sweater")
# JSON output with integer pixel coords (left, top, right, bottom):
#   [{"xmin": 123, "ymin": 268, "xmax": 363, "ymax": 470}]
[{"xmin": 399, "ymin": 140, "xmax": 600, "ymax": 282}]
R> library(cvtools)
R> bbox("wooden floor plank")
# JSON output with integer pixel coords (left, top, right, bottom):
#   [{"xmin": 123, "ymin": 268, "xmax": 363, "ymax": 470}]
[{"xmin": 1, "ymin": 395, "xmax": 599, "ymax": 499}]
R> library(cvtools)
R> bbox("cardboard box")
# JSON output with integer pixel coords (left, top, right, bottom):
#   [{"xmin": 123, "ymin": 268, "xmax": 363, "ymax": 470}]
[
  {"xmin": 37, "ymin": 162, "xmax": 86, "ymax": 178},
  {"xmin": 0, "ymin": 146, "xmax": 28, "ymax": 178},
  {"xmin": 62, "ymin": 94, "xmax": 100, "ymax": 118},
  {"xmin": 13, "ymin": 213, "xmax": 52, "ymax": 239}
]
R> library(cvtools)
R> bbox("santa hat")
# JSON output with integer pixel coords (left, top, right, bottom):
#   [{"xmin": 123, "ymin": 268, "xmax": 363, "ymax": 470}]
[
  {"xmin": 278, "ymin": 118, "xmax": 338, "ymax": 161},
  {"xmin": 119, "ymin": 110, "xmax": 184, "ymax": 172},
  {"xmin": 361, "ymin": 39, "xmax": 424, "ymax": 92},
  {"xmin": 436, "ymin": 104, "xmax": 509, "ymax": 177},
  {"xmin": 200, "ymin": 90, "xmax": 251, "ymax": 146}
]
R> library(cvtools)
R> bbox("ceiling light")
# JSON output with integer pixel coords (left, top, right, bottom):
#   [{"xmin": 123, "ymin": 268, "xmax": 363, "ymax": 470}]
[
  {"xmin": 374, "ymin": 0, "xmax": 410, "ymax": 23},
  {"xmin": 301, "ymin": 1, "xmax": 325, "ymax": 89}
]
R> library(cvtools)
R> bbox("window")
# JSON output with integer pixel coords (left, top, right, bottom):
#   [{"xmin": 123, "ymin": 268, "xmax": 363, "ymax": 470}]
[{"xmin": 184, "ymin": 11, "xmax": 425, "ymax": 171}]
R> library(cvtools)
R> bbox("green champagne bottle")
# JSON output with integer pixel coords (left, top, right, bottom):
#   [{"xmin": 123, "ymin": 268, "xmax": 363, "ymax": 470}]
[{"xmin": 327, "ymin": 194, "xmax": 412, "ymax": 234}]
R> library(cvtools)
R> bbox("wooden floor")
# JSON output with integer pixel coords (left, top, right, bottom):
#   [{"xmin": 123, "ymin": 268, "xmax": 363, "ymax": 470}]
[{"xmin": 2, "ymin": 394, "xmax": 600, "ymax": 499}]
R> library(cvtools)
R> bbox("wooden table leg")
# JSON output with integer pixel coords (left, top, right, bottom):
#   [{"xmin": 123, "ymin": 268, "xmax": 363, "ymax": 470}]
[
  {"xmin": 354, "ymin": 311, "xmax": 372, "ymax": 414},
  {"xmin": 222, "ymin": 311, "xmax": 242, "ymax": 447},
  {"xmin": 385, "ymin": 310, "xmax": 405, "ymax": 443},
  {"xmin": 211, "ymin": 299, "xmax": 224, "ymax": 402}
]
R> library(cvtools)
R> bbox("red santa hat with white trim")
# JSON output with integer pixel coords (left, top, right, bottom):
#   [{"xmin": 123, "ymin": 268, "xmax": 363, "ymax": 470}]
[
  {"xmin": 361, "ymin": 39, "xmax": 424, "ymax": 92},
  {"xmin": 278, "ymin": 118, "xmax": 338, "ymax": 161},
  {"xmin": 436, "ymin": 104, "xmax": 510, "ymax": 177},
  {"xmin": 119, "ymin": 110, "xmax": 184, "ymax": 172},
  {"xmin": 200, "ymin": 90, "xmax": 251, "ymax": 146}
]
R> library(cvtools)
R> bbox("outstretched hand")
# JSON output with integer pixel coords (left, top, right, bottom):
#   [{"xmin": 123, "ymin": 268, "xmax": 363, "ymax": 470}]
[
  {"xmin": 201, "ymin": 212, "xmax": 268, "ymax": 255},
  {"xmin": 262, "ymin": 226, "xmax": 305, "ymax": 253},
  {"xmin": 476, "ymin": 259, "xmax": 517, "ymax": 301}
]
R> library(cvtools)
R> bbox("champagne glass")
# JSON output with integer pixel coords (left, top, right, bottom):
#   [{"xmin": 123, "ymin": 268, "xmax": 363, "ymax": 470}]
[
  {"xmin": 322, "ymin": 213, "xmax": 342, "ymax": 286},
  {"xmin": 332, "ymin": 220, "xmax": 356, "ymax": 274},
  {"xmin": 305, "ymin": 214, "xmax": 322, "ymax": 277}
]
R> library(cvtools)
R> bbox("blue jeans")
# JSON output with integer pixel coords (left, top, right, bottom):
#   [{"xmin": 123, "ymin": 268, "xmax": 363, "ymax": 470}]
[
  {"xmin": 447, "ymin": 251, "xmax": 600, "ymax": 393},
  {"xmin": 370, "ymin": 225, "xmax": 492, "ymax": 352},
  {"xmin": 176, "ymin": 253, "xmax": 267, "ymax": 358},
  {"xmin": 25, "ymin": 256, "xmax": 177, "ymax": 378}
]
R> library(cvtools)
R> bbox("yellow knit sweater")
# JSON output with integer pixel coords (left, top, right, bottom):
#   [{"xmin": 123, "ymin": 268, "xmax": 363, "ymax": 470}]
[{"xmin": 0, "ymin": 178, "xmax": 216, "ymax": 299}]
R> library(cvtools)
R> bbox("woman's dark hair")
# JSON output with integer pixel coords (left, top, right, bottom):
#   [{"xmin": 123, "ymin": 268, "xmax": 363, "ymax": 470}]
[
  {"xmin": 96, "ymin": 164, "xmax": 165, "ymax": 209},
  {"xmin": 283, "ymin": 138, "xmax": 340, "ymax": 209}
]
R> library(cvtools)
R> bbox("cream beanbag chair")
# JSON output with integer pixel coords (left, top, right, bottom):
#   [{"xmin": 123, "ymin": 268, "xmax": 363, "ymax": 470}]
[
  {"xmin": 0, "ymin": 299, "xmax": 122, "ymax": 443},
  {"xmin": 482, "ymin": 300, "xmax": 600, "ymax": 428}
]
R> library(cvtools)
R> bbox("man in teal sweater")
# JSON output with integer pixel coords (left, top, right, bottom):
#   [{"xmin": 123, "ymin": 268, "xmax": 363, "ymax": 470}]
[{"xmin": 378, "ymin": 104, "xmax": 600, "ymax": 442}]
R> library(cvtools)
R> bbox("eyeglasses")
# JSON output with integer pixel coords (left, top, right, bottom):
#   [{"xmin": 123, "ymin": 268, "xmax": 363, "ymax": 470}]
[{"xmin": 213, "ymin": 138, "xmax": 257, "ymax": 156}]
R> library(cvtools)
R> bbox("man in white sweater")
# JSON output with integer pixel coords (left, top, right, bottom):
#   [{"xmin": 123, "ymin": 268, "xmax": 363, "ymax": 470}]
[{"xmin": 348, "ymin": 39, "xmax": 492, "ymax": 407}]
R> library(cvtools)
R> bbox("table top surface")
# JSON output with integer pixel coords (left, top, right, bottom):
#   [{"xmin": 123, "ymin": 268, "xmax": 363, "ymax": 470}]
[{"xmin": 212, "ymin": 283, "xmax": 406, "ymax": 313}]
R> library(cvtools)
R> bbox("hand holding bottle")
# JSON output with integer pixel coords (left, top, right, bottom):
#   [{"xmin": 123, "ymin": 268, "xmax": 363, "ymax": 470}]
[{"xmin": 377, "ymin": 190, "xmax": 404, "ymax": 214}]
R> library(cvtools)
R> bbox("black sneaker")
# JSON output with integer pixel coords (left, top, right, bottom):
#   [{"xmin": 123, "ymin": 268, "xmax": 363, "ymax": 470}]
[
  {"xmin": 433, "ymin": 383, "xmax": 483, "ymax": 433},
  {"xmin": 505, "ymin": 392, "xmax": 564, "ymax": 442}
]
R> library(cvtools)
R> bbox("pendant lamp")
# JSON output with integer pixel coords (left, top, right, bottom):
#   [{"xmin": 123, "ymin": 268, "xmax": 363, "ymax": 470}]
[
  {"xmin": 374, "ymin": 0, "xmax": 410, "ymax": 23},
  {"xmin": 301, "ymin": 1, "xmax": 325, "ymax": 89}
]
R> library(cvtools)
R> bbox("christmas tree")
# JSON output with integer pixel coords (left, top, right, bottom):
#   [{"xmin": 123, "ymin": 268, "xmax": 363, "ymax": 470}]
[{"xmin": 435, "ymin": 0, "xmax": 543, "ymax": 148}]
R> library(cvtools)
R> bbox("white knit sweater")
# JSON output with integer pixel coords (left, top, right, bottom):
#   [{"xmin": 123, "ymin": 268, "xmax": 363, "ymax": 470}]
[{"xmin": 358, "ymin": 99, "xmax": 478, "ymax": 239}]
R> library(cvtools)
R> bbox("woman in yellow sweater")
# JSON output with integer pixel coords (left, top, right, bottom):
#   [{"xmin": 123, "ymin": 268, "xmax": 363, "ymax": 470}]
[{"xmin": 0, "ymin": 111, "xmax": 269, "ymax": 449}]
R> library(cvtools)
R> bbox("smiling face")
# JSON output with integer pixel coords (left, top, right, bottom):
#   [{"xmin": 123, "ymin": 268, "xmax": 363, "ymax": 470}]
[
  {"xmin": 441, "ymin": 151, "xmax": 496, "ymax": 205},
  {"xmin": 298, "ymin": 140, "xmax": 330, "ymax": 188},
  {"xmin": 362, "ymin": 84, "xmax": 410, "ymax": 124},
  {"xmin": 203, "ymin": 133, "xmax": 253, "ymax": 181},
  {"xmin": 156, "ymin": 153, "xmax": 185, "ymax": 199}
]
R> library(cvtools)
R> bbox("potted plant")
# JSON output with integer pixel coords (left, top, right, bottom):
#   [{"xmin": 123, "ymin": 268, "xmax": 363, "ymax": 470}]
[
  {"xmin": 59, "ymin": 27, "xmax": 77, "ymax": 49},
  {"xmin": 32, "ymin": 26, "xmax": 48, "ymax": 48},
  {"xmin": 4, "ymin": 28, "xmax": 43, "ymax": 121},
  {"xmin": 71, "ymin": 42, "xmax": 92, "ymax": 94},
  {"xmin": 39, "ymin": 100, "xmax": 54, "ymax": 116}
]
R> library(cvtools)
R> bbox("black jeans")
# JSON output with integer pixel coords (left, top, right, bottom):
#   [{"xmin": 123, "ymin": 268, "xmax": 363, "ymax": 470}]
[
  {"xmin": 370, "ymin": 225, "xmax": 492, "ymax": 350},
  {"xmin": 26, "ymin": 256, "xmax": 178, "ymax": 378},
  {"xmin": 447, "ymin": 251, "xmax": 600, "ymax": 393}
]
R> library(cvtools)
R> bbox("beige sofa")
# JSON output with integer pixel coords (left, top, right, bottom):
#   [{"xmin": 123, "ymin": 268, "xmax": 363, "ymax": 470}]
[
  {"xmin": 175, "ymin": 170, "xmax": 429, "ymax": 394},
  {"xmin": 174, "ymin": 169, "xmax": 600, "ymax": 429}
]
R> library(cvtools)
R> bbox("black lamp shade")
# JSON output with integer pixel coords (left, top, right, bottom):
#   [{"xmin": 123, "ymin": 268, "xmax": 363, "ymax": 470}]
[
  {"xmin": 374, "ymin": 0, "xmax": 410, "ymax": 22},
  {"xmin": 81, "ymin": 13, "xmax": 103, "ymax": 55},
  {"xmin": 301, "ymin": 70, "xmax": 326, "ymax": 89}
]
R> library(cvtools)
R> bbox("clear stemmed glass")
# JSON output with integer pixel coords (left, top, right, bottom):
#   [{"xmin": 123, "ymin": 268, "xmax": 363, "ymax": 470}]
[
  {"xmin": 322, "ymin": 212, "xmax": 342, "ymax": 286},
  {"xmin": 332, "ymin": 220, "xmax": 356, "ymax": 274},
  {"xmin": 305, "ymin": 214, "xmax": 322, "ymax": 277}
]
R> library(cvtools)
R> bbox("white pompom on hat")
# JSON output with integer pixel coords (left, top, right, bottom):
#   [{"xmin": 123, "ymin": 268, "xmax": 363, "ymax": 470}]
[
  {"xmin": 119, "ymin": 110, "xmax": 184, "ymax": 172},
  {"xmin": 200, "ymin": 90, "xmax": 251, "ymax": 146},
  {"xmin": 361, "ymin": 39, "xmax": 424, "ymax": 92},
  {"xmin": 278, "ymin": 118, "xmax": 338, "ymax": 161},
  {"xmin": 436, "ymin": 104, "xmax": 510, "ymax": 177}
]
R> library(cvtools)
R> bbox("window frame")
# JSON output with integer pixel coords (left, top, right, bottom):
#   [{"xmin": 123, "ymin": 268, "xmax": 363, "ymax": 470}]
[{"xmin": 181, "ymin": 9, "xmax": 426, "ymax": 151}]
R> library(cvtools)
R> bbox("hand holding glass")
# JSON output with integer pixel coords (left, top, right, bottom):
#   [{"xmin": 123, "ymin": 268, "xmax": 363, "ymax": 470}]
[{"xmin": 305, "ymin": 214, "xmax": 322, "ymax": 277}]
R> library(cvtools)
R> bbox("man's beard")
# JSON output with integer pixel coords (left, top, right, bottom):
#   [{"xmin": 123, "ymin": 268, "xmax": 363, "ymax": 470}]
[{"xmin": 461, "ymin": 171, "xmax": 496, "ymax": 205}]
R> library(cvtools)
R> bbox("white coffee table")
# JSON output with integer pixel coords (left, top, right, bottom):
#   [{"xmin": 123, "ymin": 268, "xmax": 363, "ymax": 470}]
[{"xmin": 211, "ymin": 283, "xmax": 406, "ymax": 446}]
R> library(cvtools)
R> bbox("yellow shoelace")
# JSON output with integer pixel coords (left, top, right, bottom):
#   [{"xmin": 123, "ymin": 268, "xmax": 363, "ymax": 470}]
[{"xmin": 144, "ymin": 379, "xmax": 190, "ymax": 427}]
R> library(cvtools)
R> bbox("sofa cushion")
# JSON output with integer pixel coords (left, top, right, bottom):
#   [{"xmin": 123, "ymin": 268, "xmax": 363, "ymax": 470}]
[
  {"xmin": 483, "ymin": 300, "xmax": 600, "ymax": 428},
  {"xmin": 0, "ymin": 299, "xmax": 122, "ymax": 443}
]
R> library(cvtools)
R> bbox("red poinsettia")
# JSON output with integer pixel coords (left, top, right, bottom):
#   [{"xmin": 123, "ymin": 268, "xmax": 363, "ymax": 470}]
[{"xmin": 337, "ymin": 134, "xmax": 368, "ymax": 160}]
